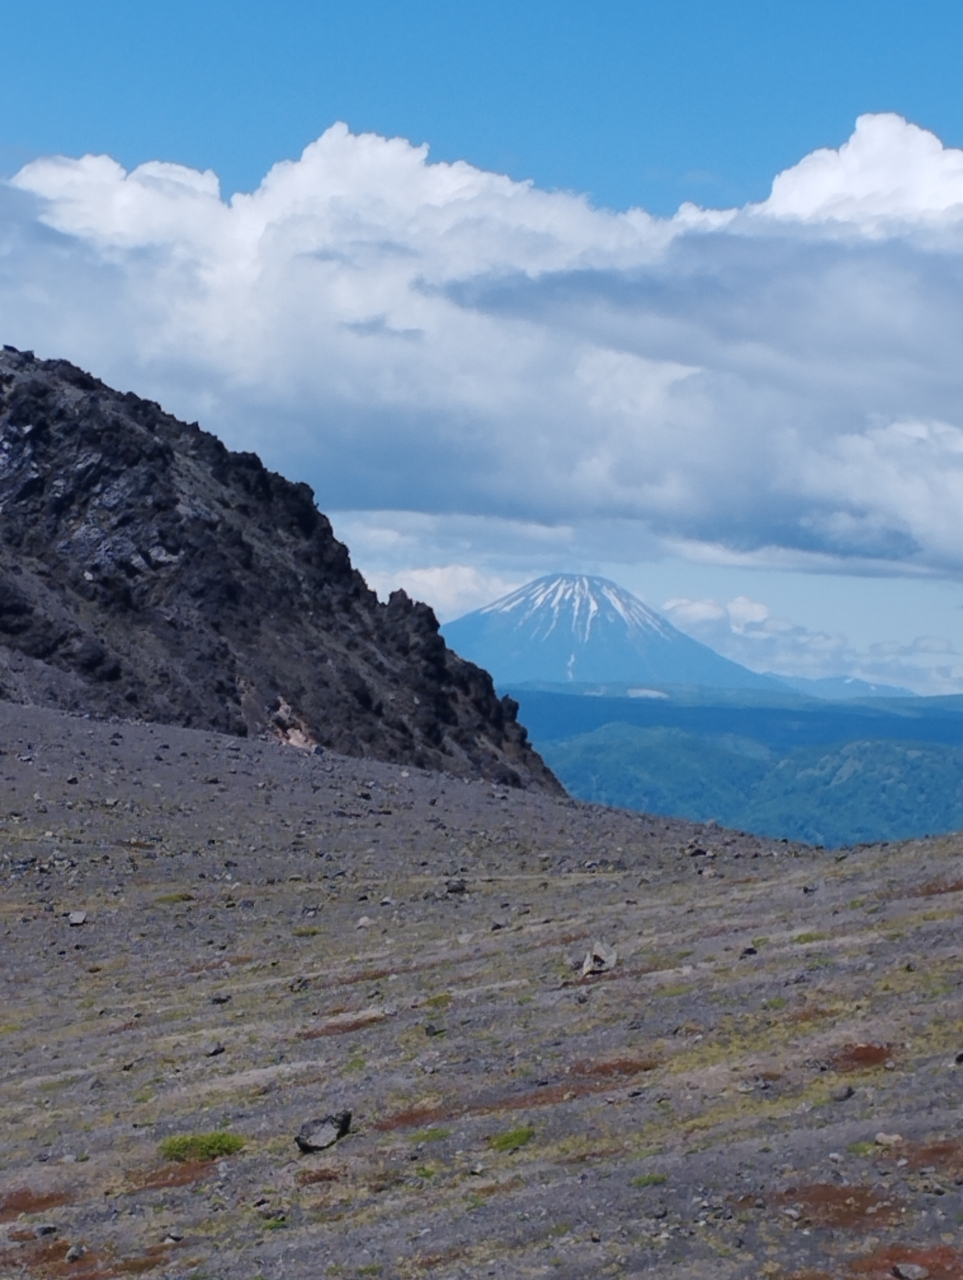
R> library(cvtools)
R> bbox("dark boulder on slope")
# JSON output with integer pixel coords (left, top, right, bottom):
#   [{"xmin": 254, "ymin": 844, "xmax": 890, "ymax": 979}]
[{"xmin": 0, "ymin": 345, "xmax": 560, "ymax": 791}]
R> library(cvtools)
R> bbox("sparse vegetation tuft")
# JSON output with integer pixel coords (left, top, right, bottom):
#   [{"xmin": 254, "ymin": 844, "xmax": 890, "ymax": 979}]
[
  {"xmin": 632, "ymin": 1173, "xmax": 667, "ymax": 1188},
  {"xmin": 159, "ymin": 1131, "xmax": 245, "ymax": 1162},
  {"xmin": 846, "ymin": 1141, "xmax": 875, "ymax": 1157},
  {"xmin": 417, "ymin": 1127, "xmax": 450, "ymax": 1143},
  {"xmin": 489, "ymin": 1125, "xmax": 535, "ymax": 1152}
]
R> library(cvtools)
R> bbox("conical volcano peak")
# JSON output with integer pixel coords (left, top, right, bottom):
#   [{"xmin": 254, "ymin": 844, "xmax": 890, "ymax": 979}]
[
  {"xmin": 444, "ymin": 573, "xmax": 778, "ymax": 690},
  {"xmin": 479, "ymin": 574, "xmax": 674, "ymax": 645}
]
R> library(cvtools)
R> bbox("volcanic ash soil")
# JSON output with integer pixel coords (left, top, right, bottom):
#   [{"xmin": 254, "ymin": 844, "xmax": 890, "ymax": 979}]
[{"xmin": 2, "ymin": 700, "xmax": 963, "ymax": 1279}]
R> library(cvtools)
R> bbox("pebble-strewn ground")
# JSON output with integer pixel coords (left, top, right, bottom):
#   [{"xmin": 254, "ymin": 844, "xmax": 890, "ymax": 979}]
[{"xmin": 2, "ymin": 701, "xmax": 962, "ymax": 1279}]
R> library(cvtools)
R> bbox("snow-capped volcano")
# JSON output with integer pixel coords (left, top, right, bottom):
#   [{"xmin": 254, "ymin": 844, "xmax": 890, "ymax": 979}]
[{"xmin": 442, "ymin": 574, "xmax": 777, "ymax": 689}]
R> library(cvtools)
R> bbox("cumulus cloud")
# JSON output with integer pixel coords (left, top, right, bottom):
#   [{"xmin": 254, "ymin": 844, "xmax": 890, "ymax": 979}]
[
  {"xmin": 362, "ymin": 565, "xmax": 524, "ymax": 623},
  {"xmin": 759, "ymin": 113, "xmax": 963, "ymax": 227},
  {"xmin": 3, "ymin": 113, "xmax": 963, "ymax": 583}
]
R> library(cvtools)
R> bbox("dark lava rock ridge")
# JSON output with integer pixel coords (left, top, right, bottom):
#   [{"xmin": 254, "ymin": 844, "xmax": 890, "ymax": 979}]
[{"xmin": 0, "ymin": 345, "xmax": 559, "ymax": 790}]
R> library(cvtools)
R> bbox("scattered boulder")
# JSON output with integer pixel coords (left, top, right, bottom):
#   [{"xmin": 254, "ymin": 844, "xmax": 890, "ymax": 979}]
[
  {"xmin": 295, "ymin": 1111, "xmax": 352, "ymax": 1153},
  {"xmin": 830, "ymin": 1084, "xmax": 854, "ymax": 1102},
  {"xmin": 893, "ymin": 1265, "xmax": 930, "ymax": 1280},
  {"xmin": 581, "ymin": 940, "xmax": 617, "ymax": 977},
  {"xmin": 67, "ymin": 911, "xmax": 87, "ymax": 927}
]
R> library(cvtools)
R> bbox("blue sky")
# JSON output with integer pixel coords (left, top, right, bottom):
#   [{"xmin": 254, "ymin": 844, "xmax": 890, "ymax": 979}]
[
  {"xmin": 4, "ymin": 0, "xmax": 963, "ymax": 214},
  {"xmin": 4, "ymin": 2, "xmax": 963, "ymax": 692}
]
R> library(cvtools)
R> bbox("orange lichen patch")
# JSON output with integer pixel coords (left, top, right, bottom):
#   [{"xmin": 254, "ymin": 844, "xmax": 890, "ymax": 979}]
[
  {"xmin": 374, "ymin": 1082, "xmax": 581, "ymax": 1131},
  {"xmin": 775, "ymin": 1184, "xmax": 902, "ymax": 1229},
  {"xmin": 297, "ymin": 1007, "xmax": 390, "ymax": 1038},
  {"xmin": 342, "ymin": 967, "xmax": 396, "ymax": 985},
  {"xmin": 295, "ymin": 1168, "xmax": 341, "ymax": 1186},
  {"xmin": 21, "ymin": 1239, "xmax": 172, "ymax": 1280},
  {"xmin": 787, "ymin": 1005, "xmax": 835, "ymax": 1024},
  {"xmin": 571, "ymin": 1056, "xmax": 661, "ymax": 1078},
  {"xmin": 883, "ymin": 1138, "xmax": 963, "ymax": 1175},
  {"xmin": 374, "ymin": 1103, "xmax": 455, "ymax": 1132},
  {"xmin": 0, "ymin": 1187, "xmax": 72, "ymax": 1221},
  {"xmin": 111, "ymin": 1247, "xmax": 174, "ymax": 1275},
  {"xmin": 15, "ymin": 1239, "xmax": 102, "ymax": 1278},
  {"xmin": 830, "ymin": 1043, "xmax": 893, "ymax": 1072},
  {"xmin": 907, "ymin": 877, "xmax": 963, "ymax": 898},
  {"xmin": 463, "ymin": 1176, "xmax": 524, "ymax": 1199},
  {"xmin": 558, "ymin": 1146, "xmax": 624, "ymax": 1164},
  {"xmin": 374, "ymin": 1058, "xmax": 663, "ymax": 1131},
  {"xmin": 848, "ymin": 1243, "xmax": 963, "ymax": 1279},
  {"xmin": 130, "ymin": 1160, "xmax": 217, "ymax": 1191},
  {"xmin": 183, "ymin": 954, "xmax": 252, "ymax": 975},
  {"xmin": 412, "ymin": 1247, "xmax": 466, "ymax": 1270},
  {"xmin": 492, "ymin": 1082, "xmax": 585, "ymax": 1112}
]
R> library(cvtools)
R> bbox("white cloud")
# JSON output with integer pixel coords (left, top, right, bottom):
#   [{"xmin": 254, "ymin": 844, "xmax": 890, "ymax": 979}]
[
  {"xmin": 661, "ymin": 592, "xmax": 963, "ymax": 695},
  {"xmin": 361, "ymin": 564, "xmax": 523, "ymax": 623},
  {"xmin": 757, "ymin": 113, "xmax": 963, "ymax": 228},
  {"xmin": 4, "ymin": 113, "xmax": 963, "ymax": 590}
]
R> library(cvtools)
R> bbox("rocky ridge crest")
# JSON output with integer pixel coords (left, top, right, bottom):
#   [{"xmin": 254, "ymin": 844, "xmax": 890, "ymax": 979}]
[{"xmin": 0, "ymin": 345, "xmax": 559, "ymax": 790}]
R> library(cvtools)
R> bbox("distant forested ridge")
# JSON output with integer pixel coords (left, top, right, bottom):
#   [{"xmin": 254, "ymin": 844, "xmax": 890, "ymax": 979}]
[{"xmin": 512, "ymin": 687, "xmax": 963, "ymax": 847}]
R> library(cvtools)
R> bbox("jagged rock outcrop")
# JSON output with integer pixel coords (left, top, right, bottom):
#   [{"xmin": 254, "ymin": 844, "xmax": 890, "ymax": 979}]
[{"xmin": 0, "ymin": 345, "xmax": 561, "ymax": 790}]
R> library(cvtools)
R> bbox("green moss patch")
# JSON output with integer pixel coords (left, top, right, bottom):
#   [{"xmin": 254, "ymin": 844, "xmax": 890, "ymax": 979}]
[
  {"xmin": 489, "ymin": 1125, "xmax": 535, "ymax": 1153},
  {"xmin": 159, "ymin": 1131, "xmax": 245, "ymax": 1162}
]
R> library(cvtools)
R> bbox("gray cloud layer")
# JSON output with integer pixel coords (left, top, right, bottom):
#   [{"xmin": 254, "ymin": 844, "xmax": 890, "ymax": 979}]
[{"xmin": 3, "ymin": 113, "xmax": 963, "ymax": 580}]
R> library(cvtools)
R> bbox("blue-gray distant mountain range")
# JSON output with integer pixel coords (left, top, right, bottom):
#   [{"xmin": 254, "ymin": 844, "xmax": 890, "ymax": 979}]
[{"xmin": 442, "ymin": 574, "xmax": 913, "ymax": 698}]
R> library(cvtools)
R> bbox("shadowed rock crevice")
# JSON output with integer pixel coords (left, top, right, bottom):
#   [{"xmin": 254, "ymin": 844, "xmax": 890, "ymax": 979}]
[{"xmin": 0, "ymin": 345, "xmax": 560, "ymax": 791}]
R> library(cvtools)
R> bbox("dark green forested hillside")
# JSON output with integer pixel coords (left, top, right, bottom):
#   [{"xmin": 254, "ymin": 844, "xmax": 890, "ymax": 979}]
[
  {"xmin": 519, "ymin": 691, "xmax": 963, "ymax": 849},
  {"xmin": 532, "ymin": 709, "xmax": 963, "ymax": 847}
]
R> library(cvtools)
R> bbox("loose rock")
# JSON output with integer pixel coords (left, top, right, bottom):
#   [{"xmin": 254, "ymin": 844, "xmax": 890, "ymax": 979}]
[
  {"xmin": 581, "ymin": 940, "xmax": 617, "ymax": 976},
  {"xmin": 875, "ymin": 1132, "xmax": 904, "ymax": 1147},
  {"xmin": 295, "ymin": 1111, "xmax": 352, "ymax": 1153},
  {"xmin": 893, "ymin": 1265, "xmax": 930, "ymax": 1280},
  {"xmin": 67, "ymin": 911, "xmax": 87, "ymax": 927}
]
